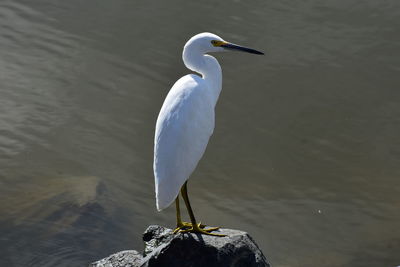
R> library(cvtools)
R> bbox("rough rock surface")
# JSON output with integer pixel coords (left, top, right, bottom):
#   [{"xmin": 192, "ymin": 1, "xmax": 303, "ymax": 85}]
[
  {"xmin": 90, "ymin": 250, "xmax": 142, "ymax": 267},
  {"xmin": 90, "ymin": 225, "xmax": 270, "ymax": 267}
]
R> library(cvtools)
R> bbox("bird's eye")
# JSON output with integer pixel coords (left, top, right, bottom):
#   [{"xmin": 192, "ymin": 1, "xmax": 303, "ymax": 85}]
[{"xmin": 211, "ymin": 40, "xmax": 218, "ymax": 46}]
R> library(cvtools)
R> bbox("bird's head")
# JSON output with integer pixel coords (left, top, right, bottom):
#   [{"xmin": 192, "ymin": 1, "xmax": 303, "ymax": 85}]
[{"xmin": 184, "ymin": 32, "xmax": 264, "ymax": 55}]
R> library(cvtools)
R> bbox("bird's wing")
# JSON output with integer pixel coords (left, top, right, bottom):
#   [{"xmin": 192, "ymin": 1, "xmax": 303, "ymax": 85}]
[{"xmin": 154, "ymin": 74, "xmax": 215, "ymax": 211}]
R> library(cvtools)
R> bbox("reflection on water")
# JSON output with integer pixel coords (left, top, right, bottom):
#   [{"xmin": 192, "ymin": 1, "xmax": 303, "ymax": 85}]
[{"xmin": 0, "ymin": 0, "xmax": 400, "ymax": 266}]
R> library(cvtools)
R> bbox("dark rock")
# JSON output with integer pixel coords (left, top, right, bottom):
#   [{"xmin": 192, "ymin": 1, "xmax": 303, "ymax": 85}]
[{"xmin": 90, "ymin": 225, "xmax": 271, "ymax": 267}]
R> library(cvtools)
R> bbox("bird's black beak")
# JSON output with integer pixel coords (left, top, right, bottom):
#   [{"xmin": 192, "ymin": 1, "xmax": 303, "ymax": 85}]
[{"xmin": 221, "ymin": 43, "xmax": 264, "ymax": 55}]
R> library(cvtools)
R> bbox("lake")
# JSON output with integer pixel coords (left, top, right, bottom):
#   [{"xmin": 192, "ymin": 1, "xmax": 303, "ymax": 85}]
[{"xmin": 0, "ymin": 0, "xmax": 399, "ymax": 266}]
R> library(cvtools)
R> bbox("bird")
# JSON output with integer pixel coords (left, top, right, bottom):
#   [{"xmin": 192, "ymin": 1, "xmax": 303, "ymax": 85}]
[{"xmin": 153, "ymin": 32, "xmax": 263, "ymax": 236}]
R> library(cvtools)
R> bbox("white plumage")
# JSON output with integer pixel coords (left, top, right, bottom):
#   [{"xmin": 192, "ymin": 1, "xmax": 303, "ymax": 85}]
[
  {"xmin": 154, "ymin": 33, "xmax": 223, "ymax": 210},
  {"xmin": 153, "ymin": 32, "xmax": 263, "ymax": 213}
]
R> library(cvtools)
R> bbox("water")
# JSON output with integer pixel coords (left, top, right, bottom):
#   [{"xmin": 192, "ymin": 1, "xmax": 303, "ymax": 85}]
[{"xmin": 0, "ymin": 0, "xmax": 400, "ymax": 266}]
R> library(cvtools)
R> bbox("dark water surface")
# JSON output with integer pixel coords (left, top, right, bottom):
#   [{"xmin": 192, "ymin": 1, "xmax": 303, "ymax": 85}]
[{"xmin": 1, "ymin": 0, "xmax": 400, "ymax": 266}]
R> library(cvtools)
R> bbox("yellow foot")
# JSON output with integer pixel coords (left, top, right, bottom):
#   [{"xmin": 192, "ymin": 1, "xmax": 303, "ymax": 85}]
[
  {"xmin": 177, "ymin": 223, "xmax": 226, "ymax": 237},
  {"xmin": 173, "ymin": 221, "xmax": 207, "ymax": 233}
]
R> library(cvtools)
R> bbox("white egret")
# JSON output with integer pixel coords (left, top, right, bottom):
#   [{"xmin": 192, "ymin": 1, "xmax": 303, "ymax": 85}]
[{"xmin": 154, "ymin": 32, "xmax": 263, "ymax": 236}]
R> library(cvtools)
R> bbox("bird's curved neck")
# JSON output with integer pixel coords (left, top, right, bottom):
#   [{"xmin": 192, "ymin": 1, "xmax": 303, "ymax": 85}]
[{"xmin": 183, "ymin": 49, "xmax": 222, "ymax": 104}]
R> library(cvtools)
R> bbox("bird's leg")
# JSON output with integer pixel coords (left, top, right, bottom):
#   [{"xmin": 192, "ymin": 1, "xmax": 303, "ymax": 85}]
[
  {"xmin": 178, "ymin": 181, "xmax": 225, "ymax": 237},
  {"xmin": 173, "ymin": 194, "xmax": 206, "ymax": 233},
  {"xmin": 181, "ymin": 181, "xmax": 197, "ymax": 225},
  {"xmin": 175, "ymin": 196, "xmax": 183, "ymax": 226},
  {"xmin": 173, "ymin": 197, "xmax": 191, "ymax": 233}
]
